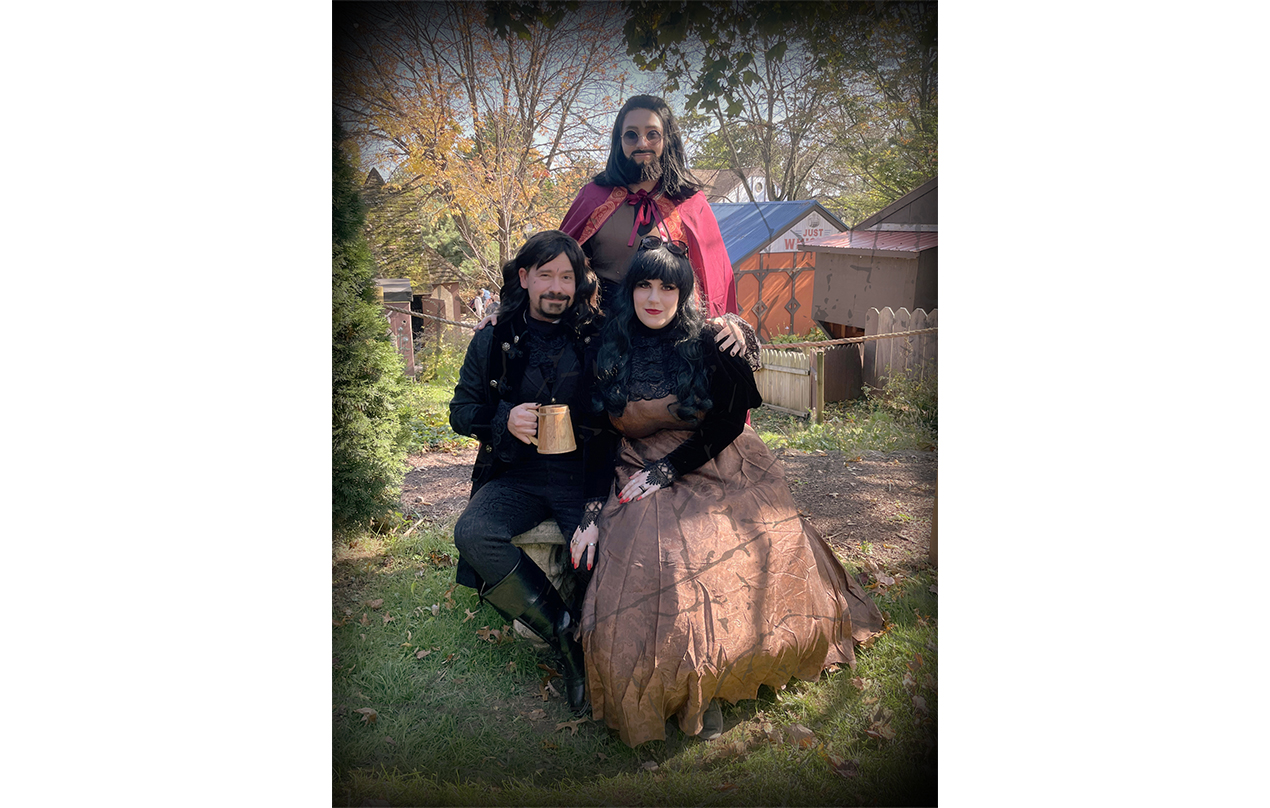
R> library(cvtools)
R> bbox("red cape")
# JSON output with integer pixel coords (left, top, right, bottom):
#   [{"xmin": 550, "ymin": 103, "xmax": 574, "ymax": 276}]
[{"xmin": 560, "ymin": 182, "xmax": 737, "ymax": 318}]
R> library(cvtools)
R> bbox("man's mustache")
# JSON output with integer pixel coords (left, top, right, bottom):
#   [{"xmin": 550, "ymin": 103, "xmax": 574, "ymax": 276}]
[{"xmin": 540, "ymin": 293, "xmax": 570, "ymax": 300}]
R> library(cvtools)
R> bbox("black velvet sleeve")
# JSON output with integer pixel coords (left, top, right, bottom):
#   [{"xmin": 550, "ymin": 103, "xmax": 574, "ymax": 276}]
[
  {"xmin": 577, "ymin": 335, "xmax": 619, "ymax": 501},
  {"xmin": 661, "ymin": 334, "xmax": 763, "ymax": 478},
  {"xmin": 449, "ymin": 327, "xmax": 499, "ymax": 442}
]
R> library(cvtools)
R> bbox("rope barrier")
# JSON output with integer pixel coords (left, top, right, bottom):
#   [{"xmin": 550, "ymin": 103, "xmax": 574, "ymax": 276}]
[
  {"xmin": 758, "ymin": 327, "xmax": 939, "ymax": 352},
  {"xmin": 381, "ymin": 303, "xmax": 936, "ymax": 348},
  {"xmin": 383, "ymin": 303, "xmax": 479, "ymax": 329}
]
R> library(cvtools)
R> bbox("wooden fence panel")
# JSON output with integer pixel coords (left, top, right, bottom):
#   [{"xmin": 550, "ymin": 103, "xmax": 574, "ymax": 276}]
[
  {"xmin": 864, "ymin": 307, "xmax": 938, "ymax": 389},
  {"xmin": 755, "ymin": 348, "xmax": 811, "ymax": 415}
]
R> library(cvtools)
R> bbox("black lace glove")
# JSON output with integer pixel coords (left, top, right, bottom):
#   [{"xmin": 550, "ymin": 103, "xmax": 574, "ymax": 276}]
[
  {"xmin": 722, "ymin": 313, "xmax": 761, "ymax": 370},
  {"xmin": 617, "ymin": 458, "xmax": 679, "ymax": 503}
]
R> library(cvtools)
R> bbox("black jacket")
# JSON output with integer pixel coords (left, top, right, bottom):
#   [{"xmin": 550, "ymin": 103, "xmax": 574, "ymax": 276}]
[{"xmin": 449, "ymin": 309, "xmax": 614, "ymax": 499}]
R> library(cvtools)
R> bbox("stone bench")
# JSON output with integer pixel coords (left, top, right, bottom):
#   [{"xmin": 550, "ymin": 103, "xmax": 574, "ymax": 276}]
[{"xmin": 509, "ymin": 521, "xmax": 573, "ymax": 646}]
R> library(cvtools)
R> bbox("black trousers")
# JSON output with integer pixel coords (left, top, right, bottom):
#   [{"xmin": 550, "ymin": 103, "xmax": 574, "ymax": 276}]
[{"xmin": 453, "ymin": 457, "xmax": 592, "ymax": 593}]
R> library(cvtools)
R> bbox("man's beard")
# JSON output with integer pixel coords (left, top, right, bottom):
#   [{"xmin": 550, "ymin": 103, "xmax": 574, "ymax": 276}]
[
  {"xmin": 616, "ymin": 151, "xmax": 663, "ymax": 186},
  {"xmin": 532, "ymin": 293, "xmax": 571, "ymax": 320}
]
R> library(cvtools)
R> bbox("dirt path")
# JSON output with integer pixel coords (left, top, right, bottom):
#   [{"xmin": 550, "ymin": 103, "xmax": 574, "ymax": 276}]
[{"xmin": 399, "ymin": 445, "xmax": 937, "ymax": 575}]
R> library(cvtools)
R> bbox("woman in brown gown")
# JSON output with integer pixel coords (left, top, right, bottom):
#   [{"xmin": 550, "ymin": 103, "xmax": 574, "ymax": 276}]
[{"xmin": 569, "ymin": 237, "xmax": 885, "ymax": 746}]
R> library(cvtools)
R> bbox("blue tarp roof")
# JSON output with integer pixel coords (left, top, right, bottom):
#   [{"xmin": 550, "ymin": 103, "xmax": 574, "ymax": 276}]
[{"xmin": 711, "ymin": 200, "xmax": 849, "ymax": 265}]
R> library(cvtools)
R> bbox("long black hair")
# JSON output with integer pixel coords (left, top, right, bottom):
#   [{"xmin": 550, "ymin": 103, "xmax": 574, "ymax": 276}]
[
  {"xmin": 593, "ymin": 95, "xmax": 702, "ymax": 201},
  {"xmin": 496, "ymin": 230, "xmax": 600, "ymax": 333},
  {"xmin": 593, "ymin": 243, "xmax": 713, "ymax": 419}
]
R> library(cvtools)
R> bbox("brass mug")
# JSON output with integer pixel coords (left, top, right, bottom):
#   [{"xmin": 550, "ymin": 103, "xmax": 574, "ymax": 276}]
[{"xmin": 531, "ymin": 404, "xmax": 576, "ymax": 454}]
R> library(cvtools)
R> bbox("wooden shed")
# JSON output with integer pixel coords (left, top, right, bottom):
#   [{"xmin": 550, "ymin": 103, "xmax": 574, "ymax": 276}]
[
  {"xmin": 711, "ymin": 200, "xmax": 849, "ymax": 341},
  {"xmin": 801, "ymin": 177, "xmax": 937, "ymax": 333}
]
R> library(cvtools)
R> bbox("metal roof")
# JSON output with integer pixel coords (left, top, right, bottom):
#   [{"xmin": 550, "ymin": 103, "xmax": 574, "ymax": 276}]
[
  {"xmin": 800, "ymin": 229, "xmax": 937, "ymax": 256},
  {"xmin": 711, "ymin": 200, "xmax": 849, "ymax": 265}
]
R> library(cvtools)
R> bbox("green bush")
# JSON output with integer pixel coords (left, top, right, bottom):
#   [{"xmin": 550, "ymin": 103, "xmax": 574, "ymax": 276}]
[
  {"xmin": 763, "ymin": 324, "xmax": 828, "ymax": 345},
  {"xmin": 332, "ymin": 119, "xmax": 413, "ymax": 536}
]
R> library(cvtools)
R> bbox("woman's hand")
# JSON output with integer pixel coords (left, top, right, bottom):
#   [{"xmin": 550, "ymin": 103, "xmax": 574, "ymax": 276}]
[
  {"xmin": 570, "ymin": 523, "xmax": 598, "ymax": 571},
  {"xmin": 474, "ymin": 311, "xmax": 499, "ymax": 330},
  {"xmin": 710, "ymin": 316, "xmax": 745, "ymax": 356},
  {"xmin": 618, "ymin": 468, "xmax": 668, "ymax": 503}
]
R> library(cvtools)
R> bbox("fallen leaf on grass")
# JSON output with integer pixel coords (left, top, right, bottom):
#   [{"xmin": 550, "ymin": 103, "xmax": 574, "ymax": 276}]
[
  {"xmin": 902, "ymin": 672, "xmax": 917, "ymax": 692},
  {"xmin": 929, "ymin": 584, "xmax": 938, "ymax": 594},
  {"xmin": 360, "ymin": 613, "xmax": 370, "ymax": 627},
  {"xmin": 786, "ymin": 723, "xmax": 818, "ymax": 748},
  {"xmin": 505, "ymin": 660, "xmax": 517, "ymax": 673},
  {"xmin": 367, "ymin": 598, "xmax": 384, "ymax": 610},
  {"xmin": 430, "ymin": 604, "xmax": 440, "ymax": 616},
  {"xmin": 640, "ymin": 761, "xmax": 659, "ymax": 771},
  {"xmin": 463, "ymin": 609, "xmax": 477, "ymax": 623},
  {"xmin": 538, "ymin": 663, "xmax": 561, "ymax": 679},
  {"xmin": 913, "ymin": 695, "xmax": 929, "ymax": 717},
  {"xmin": 416, "ymin": 648, "xmax": 431, "ymax": 659},
  {"xmin": 556, "ymin": 718, "xmax": 586, "ymax": 735},
  {"xmin": 382, "ymin": 612, "xmax": 394, "ymax": 625},
  {"xmin": 354, "ymin": 707, "xmax": 378, "ymax": 725},
  {"xmin": 527, "ymin": 709, "xmax": 546, "ymax": 721},
  {"xmin": 827, "ymin": 753, "xmax": 860, "ymax": 779},
  {"xmin": 760, "ymin": 722, "xmax": 781, "ymax": 743},
  {"xmin": 443, "ymin": 653, "xmax": 456, "ymax": 664},
  {"xmin": 864, "ymin": 706, "xmax": 896, "ymax": 741},
  {"xmin": 851, "ymin": 677, "xmax": 872, "ymax": 691},
  {"xmin": 716, "ymin": 783, "xmax": 738, "ymax": 792},
  {"xmin": 596, "ymin": 752, "xmax": 608, "ymax": 761},
  {"xmin": 476, "ymin": 625, "xmax": 501, "ymax": 643},
  {"xmin": 384, "ymin": 736, "xmax": 396, "ymax": 745},
  {"xmin": 541, "ymin": 740, "xmax": 557, "ymax": 750},
  {"xmin": 876, "ymin": 573, "xmax": 895, "ymax": 586},
  {"xmin": 908, "ymin": 653, "xmax": 924, "ymax": 672},
  {"xmin": 864, "ymin": 724, "xmax": 897, "ymax": 741},
  {"xmin": 429, "ymin": 550, "xmax": 456, "ymax": 568}
]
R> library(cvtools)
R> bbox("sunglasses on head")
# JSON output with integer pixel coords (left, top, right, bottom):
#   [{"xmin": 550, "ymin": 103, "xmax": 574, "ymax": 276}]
[{"xmin": 639, "ymin": 235, "xmax": 688, "ymax": 257}]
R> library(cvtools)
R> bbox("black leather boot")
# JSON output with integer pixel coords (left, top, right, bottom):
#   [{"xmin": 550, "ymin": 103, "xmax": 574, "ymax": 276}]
[{"xmin": 482, "ymin": 554, "xmax": 590, "ymax": 717}]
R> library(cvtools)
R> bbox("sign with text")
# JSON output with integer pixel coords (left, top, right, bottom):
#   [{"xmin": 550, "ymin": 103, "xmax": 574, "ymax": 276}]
[{"xmin": 760, "ymin": 210, "xmax": 843, "ymax": 253}]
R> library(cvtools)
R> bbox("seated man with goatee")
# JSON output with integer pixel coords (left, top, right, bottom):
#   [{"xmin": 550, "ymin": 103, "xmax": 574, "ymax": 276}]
[{"xmin": 449, "ymin": 230, "xmax": 610, "ymax": 717}]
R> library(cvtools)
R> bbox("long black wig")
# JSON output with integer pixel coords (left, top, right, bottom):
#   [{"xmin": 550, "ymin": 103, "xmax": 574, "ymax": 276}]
[
  {"xmin": 592, "ymin": 94, "xmax": 702, "ymax": 202},
  {"xmin": 593, "ymin": 243, "xmax": 714, "ymax": 420},
  {"xmin": 495, "ymin": 230, "xmax": 601, "ymax": 334}
]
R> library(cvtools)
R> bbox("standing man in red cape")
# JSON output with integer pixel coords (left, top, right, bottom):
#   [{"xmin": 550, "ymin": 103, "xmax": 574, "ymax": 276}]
[{"xmin": 559, "ymin": 94, "xmax": 738, "ymax": 319}]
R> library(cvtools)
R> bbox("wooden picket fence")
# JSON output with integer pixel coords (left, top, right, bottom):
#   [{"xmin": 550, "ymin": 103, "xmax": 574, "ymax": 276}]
[
  {"xmin": 755, "ymin": 306, "xmax": 937, "ymax": 416},
  {"xmin": 863, "ymin": 307, "xmax": 937, "ymax": 389},
  {"xmin": 755, "ymin": 348, "xmax": 813, "ymax": 416}
]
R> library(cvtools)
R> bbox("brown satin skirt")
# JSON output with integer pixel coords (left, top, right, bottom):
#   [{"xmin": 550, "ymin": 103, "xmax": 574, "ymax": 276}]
[{"xmin": 580, "ymin": 420, "xmax": 885, "ymax": 746}]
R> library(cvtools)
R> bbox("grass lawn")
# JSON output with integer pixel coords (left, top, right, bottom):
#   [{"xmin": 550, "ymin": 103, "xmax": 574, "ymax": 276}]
[
  {"xmin": 333, "ymin": 523, "xmax": 937, "ymax": 807},
  {"xmin": 332, "ymin": 356, "xmax": 938, "ymax": 805}
]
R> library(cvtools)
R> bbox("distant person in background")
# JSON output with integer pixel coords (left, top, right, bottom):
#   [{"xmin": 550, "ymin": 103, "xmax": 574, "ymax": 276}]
[{"xmin": 471, "ymin": 292, "xmax": 486, "ymax": 320}]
